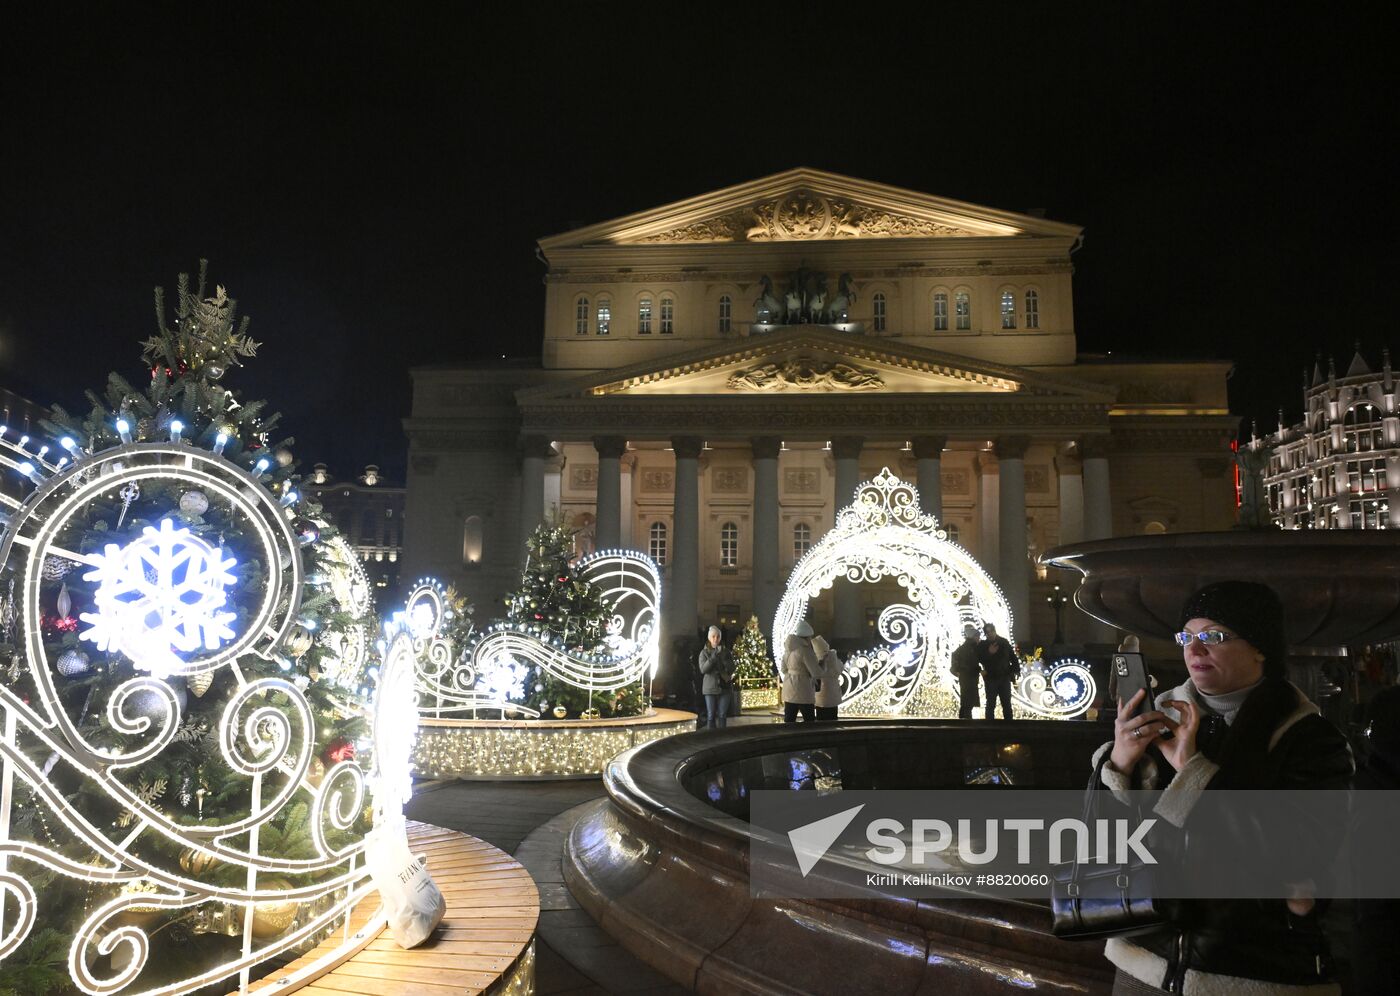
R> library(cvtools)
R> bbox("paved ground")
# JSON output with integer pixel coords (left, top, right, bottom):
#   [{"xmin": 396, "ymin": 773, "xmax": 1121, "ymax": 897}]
[{"xmin": 406, "ymin": 778, "xmax": 687, "ymax": 994}]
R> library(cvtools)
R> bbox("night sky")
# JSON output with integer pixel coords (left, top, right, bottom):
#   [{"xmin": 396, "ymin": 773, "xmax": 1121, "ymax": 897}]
[{"xmin": 2, "ymin": 7, "xmax": 1392, "ymax": 480}]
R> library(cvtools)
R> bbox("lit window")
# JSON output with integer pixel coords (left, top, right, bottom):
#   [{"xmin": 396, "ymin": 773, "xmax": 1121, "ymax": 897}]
[
  {"xmin": 793, "ymin": 522, "xmax": 811, "ymax": 560},
  {"xmin": 649, "ymin": 521, "xmax": 668, "ymax": 565},
  {"xmin": 1001, "ymin": 290, "xmax": 1016, "ymax": 329},
  {"xmin": 638, "ymin": 298, "xmax": 652, "ymax": 334},
  {"xmin": 720, "ymin": 521, "xmax": 738, "ymax": 567},
  {"xmin": 660, "ymin": 297, "xmax": 674, "ymax": 334},
  {"xmin": 718, "ymin": 295, "xmax": 732, "ymax": 333},
  {"xmin": 575, "ymin": 296, "xmax": 589, "ymax": 336},
  {"xmin": 596, "ymin": 298, "xmax": 611, "ymax": 336},
  {"xmin": 1344, "ymin": 404, "xmax": 1384, "ymax": 451},
  {"xmin": 873, "ymin": 292, "xmax": 887, "ymax": 332},
  {"xmin": 945, "ymin": 523, "xmax": 960, "ymax": 543},
  {"xmin": 933, "ymin": 292, "xmax": 948, "ymax": 331},
  {"xmin": 1025, "ymin": 289, "xmax": 1039, "ymax": 329},
  {"xmin": 955, "ymin": 291, "xmax": 971, "ymax": 330}
]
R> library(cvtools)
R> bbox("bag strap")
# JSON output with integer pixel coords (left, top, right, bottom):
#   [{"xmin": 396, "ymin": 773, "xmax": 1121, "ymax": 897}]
[{"xmin": 1068, "ymin": 751, "xmax": 1114, "ymax": 891}]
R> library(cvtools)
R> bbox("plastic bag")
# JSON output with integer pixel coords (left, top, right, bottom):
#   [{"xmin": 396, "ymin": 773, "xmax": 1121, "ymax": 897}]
[{"xmin": 365, "ymin": 815, "xmax": 446, "ymax": 948}]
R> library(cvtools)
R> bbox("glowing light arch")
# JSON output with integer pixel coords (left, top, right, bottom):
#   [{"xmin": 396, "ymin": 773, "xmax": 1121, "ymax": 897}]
[{"xmin": 772, "ymin": 468, "xmax": 1093, "ymax": 718}]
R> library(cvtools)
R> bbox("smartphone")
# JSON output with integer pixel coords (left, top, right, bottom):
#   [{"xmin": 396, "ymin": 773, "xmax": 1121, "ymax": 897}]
[{"xmin": 1113, "ymin": 653, "xmax": 1155, "ymax": 718}]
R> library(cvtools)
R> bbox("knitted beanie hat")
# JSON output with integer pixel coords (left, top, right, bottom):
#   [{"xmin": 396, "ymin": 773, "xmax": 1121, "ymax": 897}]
[{"xmin": 1177, "ymin": 580, "xmax": 1287, "ymax": 678}]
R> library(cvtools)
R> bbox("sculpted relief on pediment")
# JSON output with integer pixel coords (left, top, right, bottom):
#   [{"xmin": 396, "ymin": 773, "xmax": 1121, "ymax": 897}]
[
  {"xmin": 638, "ymin": 189, "xmax": 973, "ymax": 244},
  {"xmin": 726, "ymin": 356, "xmax": 884, "ymax": 392}
]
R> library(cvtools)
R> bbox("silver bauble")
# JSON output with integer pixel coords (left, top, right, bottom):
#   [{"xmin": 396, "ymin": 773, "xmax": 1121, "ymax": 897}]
[
  {"xmin": 206, "ymin": 362, "xmax": 227, "ymax": 381},
  {"xmin": 284, "ymin": 625, "xmax": 315, "ymax": 658},
  {"xmin": 179, "ymin": 490, "xmax": 210, "ymax": 517},
  {"xmin": 56, "ymin": 649, "xmax": 90, "ymax": 677},
  {"xmin": 128, "ymin": 680, "xmax": 188, "ymax": 722}
]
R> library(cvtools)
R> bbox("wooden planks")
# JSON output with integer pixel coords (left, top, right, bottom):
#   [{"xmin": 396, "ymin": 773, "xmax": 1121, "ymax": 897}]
[{"xmin": 235, "ymin": 820, "xmax": 539, "ymax": 995}]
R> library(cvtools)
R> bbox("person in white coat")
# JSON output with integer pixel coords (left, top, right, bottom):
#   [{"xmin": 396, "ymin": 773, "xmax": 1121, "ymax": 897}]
[
  {"xmin": 781, "ymin": 620, "xmax": 822, "ymax": 723},
  {"xmin": 811, "ymin": 634, "xmax": 843, "ymax": 721}
]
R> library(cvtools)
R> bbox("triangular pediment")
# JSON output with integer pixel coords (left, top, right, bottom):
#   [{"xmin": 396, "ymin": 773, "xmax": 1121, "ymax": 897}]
[
  {"xmin": 538, "ymin": 168, "xmax": 1081, "ymax": 251},
  {"xmin": 517, "ymin": 328, "xmax": 1115, "ymax": 404}
]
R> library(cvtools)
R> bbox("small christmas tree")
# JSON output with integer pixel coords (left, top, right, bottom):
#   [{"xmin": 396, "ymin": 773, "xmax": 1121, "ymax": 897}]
[{"xmin": 733, "ymin": 615, "xmax": 774, "ymax": 685}]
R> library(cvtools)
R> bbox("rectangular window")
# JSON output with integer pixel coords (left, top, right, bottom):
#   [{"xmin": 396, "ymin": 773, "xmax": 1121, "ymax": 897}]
[
  {"xmin": 718, "ymin": 296, "xmax": 732, "ymax": 334},
  {"xmin": 597, "ymin": 301, "xmax": 611, "ymax": 336},
  {"xmin": 1000, "ymin": 291, "xmax": 1016, "ymax": 329},
  {"xmin": 955, "ymin": 292, "xmax": 971, "ymax": 330},
  {"xmin": 638, "ymin": 299, "xmax": 652, "ymax": 334},
  {"xmin": 720, "ymin": 522, "xmax": 738, "ymax": 568},
  {"xmin": 575, "ymin": 298, "xmax": 589, "ymax": 336},
  {"xmin": 660, "ymin": 298, "xmax": 674, "ymax": 334},
  {"xmin": 933, "ymin": 293, "xmax": 948, "ymax": 331},
  {"xmin": 1025, "ymin": 290, "xmax": 1040, "ymax": 329}
]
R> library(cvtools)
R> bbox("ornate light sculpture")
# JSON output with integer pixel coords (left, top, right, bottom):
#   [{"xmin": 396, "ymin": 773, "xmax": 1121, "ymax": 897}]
[
  {"xmin": 407, "ymin": 549, "xmax": 660, "ymax": 719},
  {"xmin": 0, "ymin": 432, "xmax": 388, "ymax": 995},
  {"xmin": 773, "ymin": 468, "xmax": 1093, "ymax": 718}
]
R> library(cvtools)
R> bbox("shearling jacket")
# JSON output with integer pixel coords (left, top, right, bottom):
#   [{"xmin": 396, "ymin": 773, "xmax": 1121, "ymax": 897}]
[
  {"xmin": 780, "ymin": 635, "xmax": 822, "ymax": 705},
  {"xmin": 1095, "ymin": 679, "xmax": 1353, "ymax": 994}
]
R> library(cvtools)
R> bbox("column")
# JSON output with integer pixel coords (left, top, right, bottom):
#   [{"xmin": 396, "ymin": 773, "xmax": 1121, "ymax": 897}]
[
  {"xmin": 911, "ymin": 435, "xmax": 947, "ymax": 521},
  {"xmin": 593, "ymin": 435, "xmax": 626, "ymax": 550},
  {"xmin": 831, "ymin": 436, "xmax": 864, "ymax": 640},
  {"xmin": 1080, "ymin": 435, "xmax": 1114, "ymax": 541},
  {"xmin": 751, "ymin": 436, "xmax": 782, "ymax": 633},
  {"xmin": 976, "ymin": 453, "xmax": 999, "ymax": 570},
  {"xmin": 1056, "ymin": 448, "xmax": 1084, "ymax": 546},
  {"xmin": 995, "ymin": 435, "xmax": 1031, "ymax": 642},
  {"xmin": 668, "ymin": 436, "xmax": 703, "ymax": 646},
  {"xmin": 518, "ymin": 435, "xmax": 553, "ymax": 561}
]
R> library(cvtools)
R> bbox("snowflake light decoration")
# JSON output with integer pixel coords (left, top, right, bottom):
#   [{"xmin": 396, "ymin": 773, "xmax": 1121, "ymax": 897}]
[
  {"xmin": 479, "ymin": 655, "xmax": 528, "ymax": 702},
  {"xmin": 79, "ymin": 518, "xmax": 238, "ymax": 676}
]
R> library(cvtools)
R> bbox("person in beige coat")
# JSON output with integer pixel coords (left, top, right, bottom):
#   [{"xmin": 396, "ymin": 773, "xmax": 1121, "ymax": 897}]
[
  {"xmin": 811, "ymin": 634, "xmax": 843, "ymax": 721},
  {"xmin": 781, "ymin": 620, "xmax": 822, "ymax": 723}
]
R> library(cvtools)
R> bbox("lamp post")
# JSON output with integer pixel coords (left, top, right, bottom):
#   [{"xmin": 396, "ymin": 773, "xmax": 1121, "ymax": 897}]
[{"xmin": 1048, "ymin": 583, "xmax": 1069, "ymax": 646}]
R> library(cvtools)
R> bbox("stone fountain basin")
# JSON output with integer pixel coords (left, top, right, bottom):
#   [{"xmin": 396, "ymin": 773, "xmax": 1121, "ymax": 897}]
[
  {"xmin": 564, "ymin": 722, "xmax": 1113, "ymax": 995},
  {"xmin": 1041, "ymin": 531, "xmax": 1400, "ymax": 648}
]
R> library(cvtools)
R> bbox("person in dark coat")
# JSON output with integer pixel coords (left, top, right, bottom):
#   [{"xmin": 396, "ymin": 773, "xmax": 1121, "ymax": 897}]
[
  {"xmin": 697, "ymin": 625, "xmax": 735, "ymax": 729},
  {"xmin": 1352, "ymin": 684, "xmax": 1400, "ymax": 992},
  {"xmin": 950, "ymin": 624, "xmax": 982, "ymax": 719},
  {"xmin": 977, "ymin": 622, "xmax": 1015, "ymax": 719},
  {"xmin": 1097, "ymin": 581, "xmax": 1353, "ymax": 994}
]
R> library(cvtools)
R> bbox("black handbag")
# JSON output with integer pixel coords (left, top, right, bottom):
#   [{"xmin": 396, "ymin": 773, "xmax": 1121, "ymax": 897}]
[{"xmin": 1050, "ymin": 752, "xmax": 1166, "ymax": 939}]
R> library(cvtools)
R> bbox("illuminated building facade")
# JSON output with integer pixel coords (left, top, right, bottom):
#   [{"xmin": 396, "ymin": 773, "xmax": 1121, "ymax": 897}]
[
  {"xmin": 403, "ymin": 169, "xmax": 1239, "ymax": 646},
  {"xmin": 307, "ymin": 462, "xmax": 405, "ymax": 592}
]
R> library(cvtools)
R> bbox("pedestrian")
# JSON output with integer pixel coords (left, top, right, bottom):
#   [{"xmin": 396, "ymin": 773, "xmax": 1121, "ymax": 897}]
[
  {"xmin": 811, "ymin": 634, "xmax": 842, "ymax": 721},
  {"xmin": 950, "ymin": 624, "xmax": 981, "ymax": 718},
  {"xmin": 1351, "ymin": 684, "xmax": 1400, "ymax": 991},
  {"xmin": 977, "ymin": 622, "xmax": 1015, "ymax": 719},
  {"xmin": 781, "ymin": 620, "xmax": 821, "ymax": 723},
  {"xmin": 697, "ymin": 624, "xmax": 735, "ymax": 729}
]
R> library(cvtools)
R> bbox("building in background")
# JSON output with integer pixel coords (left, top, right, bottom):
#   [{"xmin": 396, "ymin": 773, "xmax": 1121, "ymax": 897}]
[
  {"xmin": 1261, "ymin": 347, "xmax": 1397, "ymax": 530},
  {"xmin": 307, "ymin": 463, "xmax": 406, "ymax": 594},
  {"xmin": 402, "ymin": 169, "xmax": 1240, "ymax": 648}
]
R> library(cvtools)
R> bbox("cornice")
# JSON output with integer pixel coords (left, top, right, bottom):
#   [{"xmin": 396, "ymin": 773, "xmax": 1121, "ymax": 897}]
[{"xmin": 545, "ymin": 262, "xmax": 1072, "ymax": 284}]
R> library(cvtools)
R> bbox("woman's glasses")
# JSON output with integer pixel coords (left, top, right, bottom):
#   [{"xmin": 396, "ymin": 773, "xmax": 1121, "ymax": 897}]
[{"xmin": 1173, "ymin": 630, "xmax": 1238, "ymax": 647}]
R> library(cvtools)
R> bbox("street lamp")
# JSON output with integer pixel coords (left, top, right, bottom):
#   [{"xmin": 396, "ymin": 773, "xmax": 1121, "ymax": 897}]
[{"xmin": 1047, "ymin": 583, "xmax": 1070, "ymax": 645}]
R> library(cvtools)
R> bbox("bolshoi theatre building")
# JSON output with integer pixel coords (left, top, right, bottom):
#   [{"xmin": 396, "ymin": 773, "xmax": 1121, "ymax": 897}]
[{"xmin": 401, "ymin": 169, "xmax": 1238, "ymax": 653}]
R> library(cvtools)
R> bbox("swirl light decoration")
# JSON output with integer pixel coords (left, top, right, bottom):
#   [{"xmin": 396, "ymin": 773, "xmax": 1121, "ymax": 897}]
[
  {"xmin": 409, "ymin": 549, "xmax": 661, "ymax": 719},
  {"xmin": 316, "ymin": 534, "xmax": 373, "ymax": 689},
  {"xmin": 772, "ymin": 468, "xmax": 1093, "ymax": 718},
  {"xmin": 0, "ymin": 431, "xmax": 386, "ymax": 995}
]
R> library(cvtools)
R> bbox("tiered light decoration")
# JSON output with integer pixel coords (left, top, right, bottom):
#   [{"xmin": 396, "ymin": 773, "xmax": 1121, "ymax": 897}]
[
  {"xmin": 411, "ymin": 550, "xmax": 660, "ymax": 719},
  {"xmin": 0, "ymin": 430, "xmax": 385, "ymax": 993},
  {"xmin": 773, "ymin": 468, "xmax": 1094, "ymax": 718}
]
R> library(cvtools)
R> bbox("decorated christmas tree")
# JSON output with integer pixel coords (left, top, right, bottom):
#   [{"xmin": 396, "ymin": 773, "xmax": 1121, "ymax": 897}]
[
  {"xmin": 502, "ymin": 521, "xmax": 647, "ymax": 718},
  {"xmin": 0, "ymin": 262, "xmax": 378, "ymax": 994},
  {"xmin": 732, "ymin": 614, "xmax": 777, "ymax": 711}
]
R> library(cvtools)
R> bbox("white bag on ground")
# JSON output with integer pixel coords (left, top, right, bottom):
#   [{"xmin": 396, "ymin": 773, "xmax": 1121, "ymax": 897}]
[{"xmin": 365, "ymin": 815, "xmax": 446, "ymax": 948}]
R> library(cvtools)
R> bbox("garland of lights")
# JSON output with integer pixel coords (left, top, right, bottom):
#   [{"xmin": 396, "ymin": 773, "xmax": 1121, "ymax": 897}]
[
  {"xmin": 773, "ymin": 468, "xmax": 1094, "ymax": 718},
  {"xmin": 0, "ymin": 427, "xmax": 391, "ymax": 995},
  {"xmin": 404, "ymin": 550, "xmax": 660, "ymax": 719}
]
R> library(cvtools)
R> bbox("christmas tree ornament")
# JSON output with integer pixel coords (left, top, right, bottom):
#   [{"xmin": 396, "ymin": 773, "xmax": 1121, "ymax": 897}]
[
  {"xmin": 274, "ymin": 447, "xmax": 293, "ymax": 468},
  {"xmin": 206, "ymin": 362, "xmax": 226, "ymax": 381},
  {"xmin": 283, "ymin": 624, "xmax": 315, "ymax": 658},
  {"xmin": 56, "ymin": 581, "xmax": 72, "ymax": 618},
  {"xmin": 178, "ymin": 847, "xmax": 220, "ymax": 877},
  {"xmin": 187, "ymin": 669, "xmax": 214, "ymax": 697},
  {"xmin": 179, "ymin": 489, "xmax": 210, "ymax": 517},
  {"xmin": 552, "ymin": 704, "xmax": 569, "ymax": 719},
  {"xmin": 249, "ymin": 879, "xmax": 298, "ymax": 938},
  {"xmin": 41, "ymin": 554, "xmax": 76, "ymax": 580},
  {"xmin": 115, "ymin": 479, "xmax": 141, "ymax": 527},
  {"xmin": 55, "ymin": 649, "xmax": 91, "ymax": 677}
]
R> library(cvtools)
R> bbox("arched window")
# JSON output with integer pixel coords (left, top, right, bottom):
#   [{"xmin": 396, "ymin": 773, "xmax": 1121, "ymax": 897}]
[
  {"xmin": 648, "ymin": 521, "xmax": 668, "ymax": 566},
  {"xmin": 1344, "ymin": 403, "xmax": 1384, "ymax": 451},
  {"xmin": 1024, "ymin": 289, "xmax": 1040, "ymax": 329},
  {"xmin": 933, "ymin": 292, "xmax": 949, "ymax": 331},
  {"xmin": 718, "ymin": 295, "xmax": 732, "ymax": 334},
  {"xmin": 720, "ymin": 521, "xmax": 738, "ymax": 567},
  {"xmin": 660, "ymin": 297, "xmax": 675, "ymax": 334},
  {"xmin": 955, "ymin": 291, "xmax": 971, "ymax": 330},
  {"xmin": 793, "ymin": 522, "xmax": 812, "ymax": 561},
  {"xmin": 1000, "ymin": 290, "xmax": 1016, "ymax": 329},
  {"xmin": 575, "ymin": 296, "xmax": 589, "ymax": 336},
  {"xmin": 462, "ymin": 515, "xmax": 483, "ymax": 564},
  {"xmin": 596, "ymin": 297, "xmax": 611, "ymax": 336},
  {"xmin": 872, "ymin": 292, "xmax": 887, "ymax": 332},
  {"xmin": 638, "ymin": 298, "xmax": 652, "ymax": 334}
]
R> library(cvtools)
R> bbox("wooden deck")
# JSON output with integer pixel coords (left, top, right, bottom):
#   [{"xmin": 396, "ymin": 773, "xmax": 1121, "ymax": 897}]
[{"xmin": 238, "ymin": 820, "xmax": 538, "ymax": 995}]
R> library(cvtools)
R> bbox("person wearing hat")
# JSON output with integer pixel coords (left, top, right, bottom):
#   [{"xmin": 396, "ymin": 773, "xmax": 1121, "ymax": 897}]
[
  {"xmin": 950, "ymin": 625, "xmax": 982, "ymax": 719},
  {"xmin": 1096, "ymin": 581, "xmax": 1353, "ymax": 994},
  {"xmin": 781, "ymin": 620, "xmax": 822, "ymax": 723},
  {"xmin": 811, "ymin": 634, "xmax": 843, "ymax": 721}
]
